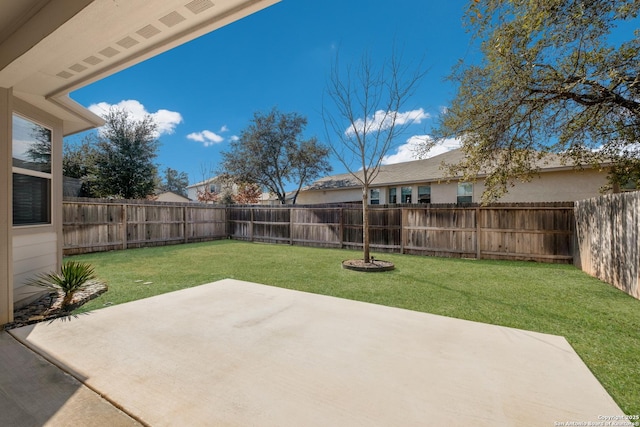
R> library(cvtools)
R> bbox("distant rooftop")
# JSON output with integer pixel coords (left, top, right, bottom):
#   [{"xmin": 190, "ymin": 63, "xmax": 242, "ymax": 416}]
[{"xmin": 305, "ymin": 148, "xmax": 584, "ymax": 191}]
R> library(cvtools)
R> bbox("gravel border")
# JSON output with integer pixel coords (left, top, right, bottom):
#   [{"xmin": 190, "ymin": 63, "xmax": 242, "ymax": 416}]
[{"xmin": 3, "ymin": 281, "xmax": 107, "ymax": 330}]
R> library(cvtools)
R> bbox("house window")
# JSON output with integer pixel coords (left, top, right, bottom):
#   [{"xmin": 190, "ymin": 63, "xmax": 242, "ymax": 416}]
[
  {"xmin": 457, "ymin": 182, "xmax": 473, "ymax": 204},
  {"xmin": 620, "ymin": 176, "xmax": 639, "ymax": 192},
  {"xmin": 12, "ymin": 114, "xmax": 52, "ymax": 226},
  {"xmin": 388, "ymin": 187, "xmax": 397, "ymax": 204},
  {"xmin": 370, "ymin": 188, "xmax": 380, "ymax": 205},
  {"xmin": 418, "ymin": 185, "xmax": 431, "ymax": 203},
  {"xmin": 401, "ymin": 186, "xmax": 412, "ymax": 203}
]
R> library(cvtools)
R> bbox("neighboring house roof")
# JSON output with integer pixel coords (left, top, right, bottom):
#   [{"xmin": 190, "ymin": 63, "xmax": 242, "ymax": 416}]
[
  {"xmin": 263, "ymin": 191, "xmax": 297, "ymax": 202},
  {"xmin": 307, "ymin": 149, "xmax": 464, "ymax": 190},
  {"xmin": 0, "ymin": 0, "xmax": 280, "ymax": 136},
  {"xmin": 306, "ymin": 148, "xmax": 599, "ymax": 191},
  {"xmin": 153, "ymin": 191, "xmax": 190, "ymax": 202}
]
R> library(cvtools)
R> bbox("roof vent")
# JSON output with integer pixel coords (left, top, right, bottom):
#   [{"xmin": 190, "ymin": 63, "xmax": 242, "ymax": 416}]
[
  {"xmin": 117, "ymin": 36, "xmax": 139, "ymax": 49},
  {"xmin": 160, "ymin": 11, "xmax": 186, "ymax": 27},
  {"xmin": 99, "ymin": 47, "xmax": 120, "ymax": 58},
  {"xmin": 137, "ymin": 24, "xmax": 161, "ymax": 39},
  {"xmin": 56, "ymin": 71, "xmax": 73, "ymax": 79},
  {"xmin": 69, "ymin": 63, "xmax": 88, "ymax": 73},
  {"xmin": 84, "ymin": 56, "xmax": 103, "ymax": 65},
  {"xmin": 185, "ymin": 0, "xmax": 214, "ymax": 14}
]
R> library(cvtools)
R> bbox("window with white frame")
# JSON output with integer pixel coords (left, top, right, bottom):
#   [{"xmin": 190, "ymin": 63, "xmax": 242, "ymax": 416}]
[
  {"xmin": 388, "ymin": 187, "xmax": 397, "ymax": 204},
  {"xmin": 370, "ymin": 188, "xmax": 380, "ymax": 204},
  {"xmin": 401, "ymin": 186, "xmax": 412, "ymax": 203},
  {"xmin": 418, "ymin": 185, "xmax": 431, "ymax": 203},
  {"xmin": 457, "ymin": 182, "xmax": 473, "ymax": 204},
  {"xmin": 12, "ymin": 114, "xmax": 52, "ymax": 226}
]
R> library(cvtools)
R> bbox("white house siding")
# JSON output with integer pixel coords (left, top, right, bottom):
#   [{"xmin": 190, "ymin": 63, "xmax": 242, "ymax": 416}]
[
  {"xmin": 12, "ymin": 232, "xmax": 57, "ymax": 307},
  {"xmin": 186, "ymin": 186, "xmax": 200, "ymax": 202}
]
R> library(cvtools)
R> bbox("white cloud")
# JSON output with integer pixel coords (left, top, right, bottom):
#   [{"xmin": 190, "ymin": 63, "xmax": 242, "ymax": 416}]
[
  {"xmin": 422, "ymin": 137, "xmax": 463, "ymax": 158},
  {"xmin": 382, "ymin": 135, "xmax": 430, "ymax": 164},
  {"xmin": 153, "ymin": 109, "xmax": 183, "ymax": 135},
  {"xmin": 88, "ymin": 99, "xmax": 183, "ymax": 137},
  {"xmin": 187, "ymin": 130, "xmax": 225, "ymax": 147},
  {"xmin": 230, "ymin": 135, "xmax": 240, "ymax": 142},
  {"xmin": 395, "ymin": 108, "xmax": 431, "ymax": 125},
  {"xmin": 346, "ymin": 108, "xmax": 430, "ymax": 136},
  {"xmin": 220, "ymin": 125, "xmax": 229, "ymax": 133},
  {"xmin": 382, "ymin": 136, "xmax": 462, "ymax": 165}
]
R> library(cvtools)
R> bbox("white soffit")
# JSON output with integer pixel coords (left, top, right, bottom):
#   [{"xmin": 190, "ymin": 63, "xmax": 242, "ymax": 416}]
[{"xmin": 0, "ymin": 0, "xmax": 280, "ymax": 134}]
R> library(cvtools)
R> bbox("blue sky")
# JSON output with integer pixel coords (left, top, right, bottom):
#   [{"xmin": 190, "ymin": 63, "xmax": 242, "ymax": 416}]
[{"xmin": 68, "ymin": 0, "xmax": 476, "ymax": 188}]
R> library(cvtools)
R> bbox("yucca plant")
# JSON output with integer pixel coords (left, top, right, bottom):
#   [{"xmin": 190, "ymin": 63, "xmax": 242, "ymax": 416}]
[{"xmin": 30, "ymin": 261, "xmax": 97, "ymax": 309}]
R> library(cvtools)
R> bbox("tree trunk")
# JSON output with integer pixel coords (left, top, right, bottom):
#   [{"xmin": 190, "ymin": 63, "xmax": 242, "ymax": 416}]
[{"xmin": 362, "ymin": 186, "xmax": 370, "ymax": 263}]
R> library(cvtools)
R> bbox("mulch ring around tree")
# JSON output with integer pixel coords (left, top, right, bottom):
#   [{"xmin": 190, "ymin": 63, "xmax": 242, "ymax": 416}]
[
  {"xmin": 2, "ymin": 281, "xmax": 107, "ymax": 330},
  {"xmin": 342, "ymin": 259, "xmax": 395, "ymax": 272}
]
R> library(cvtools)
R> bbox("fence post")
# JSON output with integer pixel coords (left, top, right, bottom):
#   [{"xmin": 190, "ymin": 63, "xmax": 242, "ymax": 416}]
[
  {"xmin": 289, "ymin": 207, "xmax": 293, "ymax": 245},
  {"xmin": 475, "ymin": 206, "xmax": 481, "ymax": 259},
  {"xmin": 183, "ymin": 206, "xmax": 188, "ymax": 244},
  {"xmin": 400, "ymin": 206, "xmax": 406, "ymax": 254},
  {"xmin": 122, "ymin": 203, "xmax": 127, "ymax": 250},
  {"xmin": 250, "ymin": 207, "xmax": 254, "ymax": 242},
  {"xmin": 225, "ymin": 206, "xmax": 229, "ymax": 239},
  {"xmin": 339, "ymin": 207, "xmax": 344, "ymax": 248}
]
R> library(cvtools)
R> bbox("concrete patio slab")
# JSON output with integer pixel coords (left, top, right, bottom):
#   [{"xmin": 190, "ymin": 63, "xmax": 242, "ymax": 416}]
[{"xmin": 9, "ymin": 279, "xmax": 624, "ymax": 426}]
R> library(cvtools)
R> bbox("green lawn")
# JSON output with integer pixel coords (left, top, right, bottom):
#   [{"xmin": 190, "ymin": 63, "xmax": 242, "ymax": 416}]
[{"xmin": 70, "ymin": 240, "xmax": 640, "ymax": 415}]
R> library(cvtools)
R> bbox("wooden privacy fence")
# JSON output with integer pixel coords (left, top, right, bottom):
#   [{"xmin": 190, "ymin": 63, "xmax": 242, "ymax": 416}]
[
  {"xmin": 574, "ymin": 192, "xmax": 640, "ymax": 299},
  {"xmin": 64, "ymin": 199, "xmax": 574, "ymax": 263},
  {"xmin": 63, "ymin": 198, "xmax": 226, "ymax": 255},
  {"xmin": 228, "ymin": 202, "xmax": 575, "ymax": 263}
]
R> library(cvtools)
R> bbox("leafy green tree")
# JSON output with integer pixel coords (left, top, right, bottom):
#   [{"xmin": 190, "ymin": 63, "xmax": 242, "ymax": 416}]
[
  {"xmin": 63, "ymin": 140, "xmax": 95, "ymax": 179},
  {"xmin": 160, "ymin": 167, "xmax": 189, "ymax": 197},
  {"xmin": 92, "ymin": 109, "xmax": 160, "ymax": 199},
  {"xmin": 427, "ymin": 0, "xmax": 640, "ymax": 201},
  {"xmin": 221, "ymin": 108, "xmax": 331, "ymax": 204},
  {"xmin": 63, "ymin": 140, "xmax": 101, "ymax": 196}
]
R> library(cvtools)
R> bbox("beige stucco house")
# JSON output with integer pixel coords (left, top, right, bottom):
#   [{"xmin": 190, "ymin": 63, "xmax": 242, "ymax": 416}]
[
  {"xmin": 297, "ymin": 149, "xmax": 613, "ymax": 205},
  {"xmin": 1, "ymin": 0, "xmax": 279, "ymax": 325}
]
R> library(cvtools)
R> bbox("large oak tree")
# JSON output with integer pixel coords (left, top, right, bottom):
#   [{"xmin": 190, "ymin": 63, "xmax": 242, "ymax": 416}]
[
  {"xmin": 64, "ymin": 109, "xmax": 160, "ymax": 199},
  {"xmin": 221, "ymin": 108, "xmax": 331, "ymax": 204},
  {"xmin": 427, "ymin": 0, "xmax": 640, "ymax": 201}
]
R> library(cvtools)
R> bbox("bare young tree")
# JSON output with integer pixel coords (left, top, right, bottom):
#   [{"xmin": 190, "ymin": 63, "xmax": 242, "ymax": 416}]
[{"xmin": 323, "ymin": 49, "xmax": 428, "ymax": 263}]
